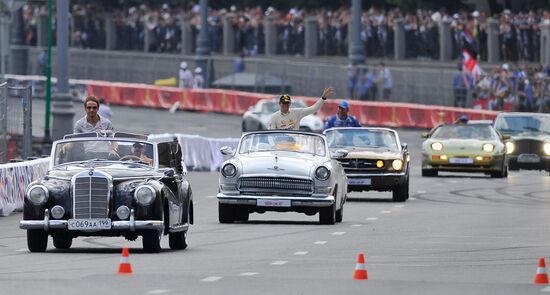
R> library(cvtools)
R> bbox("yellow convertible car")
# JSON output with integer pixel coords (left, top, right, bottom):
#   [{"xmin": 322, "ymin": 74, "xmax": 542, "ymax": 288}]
[{"xmin": 421, "ymin": 124, "xmax": 508, "ymax": 177}]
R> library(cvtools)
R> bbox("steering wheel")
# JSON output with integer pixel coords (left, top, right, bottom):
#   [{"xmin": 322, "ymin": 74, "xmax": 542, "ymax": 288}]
[{"xmin": 119, "ymin": 155, "xmax": 142, "ymax": 162}]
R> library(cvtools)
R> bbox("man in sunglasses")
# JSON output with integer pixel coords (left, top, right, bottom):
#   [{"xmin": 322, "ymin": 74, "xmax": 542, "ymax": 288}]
[
  {"xmin": 268, "ymin": 86, "xmax": 334, "ymax": 130},
  {"xmin": 74, "ymin": 96, "xmax": 114, "ymax": 133}
]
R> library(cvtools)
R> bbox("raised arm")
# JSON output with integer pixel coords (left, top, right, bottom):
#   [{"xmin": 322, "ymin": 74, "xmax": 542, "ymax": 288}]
[{"xmin": 298, "ymin": 86, "xmax": 335, "ymax": 118}]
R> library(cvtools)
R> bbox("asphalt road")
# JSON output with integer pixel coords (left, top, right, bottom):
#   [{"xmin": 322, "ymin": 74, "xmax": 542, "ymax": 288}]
[{"xmin": 2, "ymin": 102, "xmax": 550, "ymax": 294}]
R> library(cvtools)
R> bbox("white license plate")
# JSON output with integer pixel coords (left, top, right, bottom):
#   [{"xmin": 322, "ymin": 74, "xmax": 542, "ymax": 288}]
[
  {"xmin": 449, "ymin": 157, "xmax": 474, "ymax": 164},
  {"xmin": 517, "ymin": 154, "xmax": 541, "ymax": 163},
  {"xmin": 257, "ymin": 199, "xmax": 291, "ymax": 207},
  {"xmin": 68, "ymin": 219, "xmax": 111, "ymax": 230},
  {"xmin": 348, "ymin": 178, "xmax": 372, "ymax": 185}
]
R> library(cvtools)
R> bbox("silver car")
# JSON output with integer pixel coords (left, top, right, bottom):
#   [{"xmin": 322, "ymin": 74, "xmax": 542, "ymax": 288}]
[
  {"xmin": 242, "ymin": 99, "xmax": 325, "ymax": 133},
  {"xmin": 217, "ymin": 131, "xmax": 348, "ymax": 224}
]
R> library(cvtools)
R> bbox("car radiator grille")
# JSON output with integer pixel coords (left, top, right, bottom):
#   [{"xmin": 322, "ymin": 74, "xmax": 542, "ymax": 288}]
[
  {"xmin": 338, "ymin": 158, "xmax": 382, "ymax": 173},
  {"xmin": 513, "ymin": 139, "xmax": 543, "ymax": 155},
  {"xmin": 73, "ymin": 176, "xmax": 109, "ymax": 219},
  {"xmin": 238, "ymin": 177, "xmax": 313, "ymax": 194}
]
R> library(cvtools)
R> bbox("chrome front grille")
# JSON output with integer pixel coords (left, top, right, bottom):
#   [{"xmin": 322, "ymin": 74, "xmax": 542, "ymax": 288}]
[
  {"xmin": 513, "ymin": 139, "xmax": 543, "ymax": 155},
  {"xmin": 73, "ymin": 175, "xmax": 109, "ymax": 219},
  {"xmin": 238, "ymin": 177, "xmax": 313, "ymax": 195},
  {"xmin": 338, "ymin": 158, "xmax": 380, "ymax": 173}
]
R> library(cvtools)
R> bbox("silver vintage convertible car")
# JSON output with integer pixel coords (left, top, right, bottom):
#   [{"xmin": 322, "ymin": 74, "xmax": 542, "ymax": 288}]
[{"xmin": 217, "ymin": 131, "xmax": 348, "ymax": 224}]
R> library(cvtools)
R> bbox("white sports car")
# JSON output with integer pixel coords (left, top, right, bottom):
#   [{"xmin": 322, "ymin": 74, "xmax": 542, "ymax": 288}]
[
  {"xmin": 242, "ymin": 99, "xmax": 324, "ymax": 133},
  {"xmin": 217, "ymin": 131, "xmax": 348, "ymax": 224}
]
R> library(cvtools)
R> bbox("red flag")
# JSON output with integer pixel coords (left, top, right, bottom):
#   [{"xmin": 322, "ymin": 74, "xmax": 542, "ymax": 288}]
[{"xmin": 462, "ymin": 49, "xmax": 482, "ymax": 81}]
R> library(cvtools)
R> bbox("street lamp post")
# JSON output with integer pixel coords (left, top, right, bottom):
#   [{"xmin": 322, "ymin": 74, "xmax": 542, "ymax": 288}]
[
  {"xmin": 51, "ymin": 0, "xmax": 74, "ymax": 141},
  {"xmin": 41, "ymin": 0, "xmax": 52, "ymax": 155},
  {"xmin": 349, "ymin": 0, "xmax": 365, "ymax": 65},
  {"xmin": 195, "ymin": 0, "xmax": 212, "ymax": 88}
]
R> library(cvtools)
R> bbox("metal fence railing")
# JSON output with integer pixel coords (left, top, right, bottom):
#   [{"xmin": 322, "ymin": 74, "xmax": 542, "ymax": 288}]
[{"xmin": 0, "ymin": 81, "xmax": 32, "ymax": 163}]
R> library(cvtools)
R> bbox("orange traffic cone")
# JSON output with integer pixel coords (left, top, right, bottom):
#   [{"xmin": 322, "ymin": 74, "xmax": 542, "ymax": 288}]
[
  {"xmin": 117, "ymin": 247, "xmax": 133, "ymax": 275},
  {"xmin": 353, "ymin": 253, "xmax": 368, "ymax": 280},
  {"xmin": 535, "ymin": 258, "xmax": 549, "ymax": 284}
]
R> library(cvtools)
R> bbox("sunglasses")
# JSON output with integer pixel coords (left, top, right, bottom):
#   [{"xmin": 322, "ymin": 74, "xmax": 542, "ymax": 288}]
[{"xmin": 86, "ymin": 106, "xmax": 98, "ymax": 110}]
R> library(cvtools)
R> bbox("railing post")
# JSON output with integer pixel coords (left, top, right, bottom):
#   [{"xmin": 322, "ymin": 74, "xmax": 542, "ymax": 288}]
[
  {"xmin": 264, "ymin": 16, "xmax": 276, "ymax": 56},
  {"xmin": 393, "ymin": 19, "xmax": 405, "ymax": 60},
  {"xmin": 223, "ymin": 16, "xmax": 235, "ymax": 55},
  {"xmin": 304, "ymin": 17, "xmax": 318, "ymax": 58},
  {"xmin": 439, "ymin": 20, "xmax": 452, "ymax": 61},
  {"xmin": 487, "ymin": 20, "xmax": 500, "ymax": 64}
]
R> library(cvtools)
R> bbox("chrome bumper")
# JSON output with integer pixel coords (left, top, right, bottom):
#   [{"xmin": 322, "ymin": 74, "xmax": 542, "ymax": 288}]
[
  {"xmin": 217, "ymin": 193, "xmax": 334, "ymax": 207},
  {"xmin": 19, "ymin": 209, "xmax": 164, "ymax": 232}
]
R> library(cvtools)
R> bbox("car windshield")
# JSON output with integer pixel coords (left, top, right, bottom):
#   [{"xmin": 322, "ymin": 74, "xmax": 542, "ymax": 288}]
[
  {"xmin": 431, "ymin": 125, "xmax": 499, "ymax": 140},
  {"xmin": 326, "ymin": 129, "xmax": 398, "ymax": 149},
  {"xmin": 53, "ymin": 140, "xmax": 155, "ymax": 166},
  {"xmin": 261, "ymin": 100, "xmax": 307, "ymax": 114},
  {"xmin": 494, "ymin": 115, "xmax": 550, "ymax": 134},
  {"xmin": 238, "ymin": 132, "xmax": 326, "ymax": 156}
]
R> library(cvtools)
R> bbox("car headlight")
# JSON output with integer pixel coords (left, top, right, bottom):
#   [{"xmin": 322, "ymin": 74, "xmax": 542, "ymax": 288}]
[
  {"xmin": 315, "ymin": 166, "xmax": 330, "ymax": 181},
  {"xmin": 505, "ymin": 142, "xmax": 514, "ymax": 154},
  {"xmin": 134, "ymin": 185, "xmax": 155, "ymax": 205},
  {"xmin": 544, "ymin": 143, "xmax": 550, "ymax": 155},
  {"xmin": 27, "ymin": 185, "xmax": 48, "ymax": 205},
  {"xmin": 221, "ymin": 163, "xmax": 237, "ymax": 178},
  {"xmin": 482, "ymin": 144, "xmax": 495, "ymax": 152},
  {"xmin": 431, "ymin": 142, "xmax": 443, "ymax": 151},
  {"xmin": 392, "ymin": 159, "xmax": 403, "ymax": 170}
]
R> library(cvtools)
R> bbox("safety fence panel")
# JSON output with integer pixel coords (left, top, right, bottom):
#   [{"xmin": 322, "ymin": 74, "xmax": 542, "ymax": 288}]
[{"xmin": 0, "ymin": 157, "xmax": 49, "ymax": 216}]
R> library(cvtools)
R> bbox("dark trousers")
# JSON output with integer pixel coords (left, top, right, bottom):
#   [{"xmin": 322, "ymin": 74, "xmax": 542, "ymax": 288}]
[{"xmin": 454, "ymin": 88, "xmax": 467, "ymax": 108}]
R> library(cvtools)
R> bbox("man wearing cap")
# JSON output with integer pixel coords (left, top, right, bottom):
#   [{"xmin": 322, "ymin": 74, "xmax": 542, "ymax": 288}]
[
  {"xmin": 324, "ymin": 100, "xmax": 361, "ymax": 129},
  {"xmin": 268, "ymin": 87, "xmax": 334, "ymax": 130},
  {"xmin": 179, "ymin": 61, "xmax": 193, "ymax": 89},
  {"xmin": 454, "ymin": 115, "xmax": 469, "ymax": 124},
  {"xmin": 128, "ymin": 142, "xmax": 153, "ymax": 166}
]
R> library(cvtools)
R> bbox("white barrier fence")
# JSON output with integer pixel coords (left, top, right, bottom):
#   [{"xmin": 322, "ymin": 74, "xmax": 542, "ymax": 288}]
[{"xmin": 0, "ymin": 133, "xmax": 239, "ymax": 217}]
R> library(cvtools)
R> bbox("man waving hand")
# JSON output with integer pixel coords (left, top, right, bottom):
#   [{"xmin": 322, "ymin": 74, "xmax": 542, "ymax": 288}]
[{"xmin": 268, "ymin": 86, "xmax": 334, "ymax": 130}]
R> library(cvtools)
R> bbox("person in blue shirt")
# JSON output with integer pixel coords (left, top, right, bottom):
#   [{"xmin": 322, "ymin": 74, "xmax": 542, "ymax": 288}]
[{"xmin": 324, "ymin": 101, "xmax": 362, "ymax": 130}]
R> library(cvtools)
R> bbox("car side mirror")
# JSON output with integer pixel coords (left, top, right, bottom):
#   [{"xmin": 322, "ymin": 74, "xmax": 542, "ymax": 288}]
[
  {"xmin": 401, "ymin": 143, "xmax": 408, "ymax": 150},
  {"xmin": 421, "ymin": 132, "xmax": 428, "ymax": 139},
  {"xmin": 332, "ymin": 149, "xmax": 348, "ymax": 159},
  {"xmin": 220, "ymin": 146, "xmax": 234, "ymax": 156},
  {"xmin": 163, "ymin": 169, "xmax": 175, "ymax": 177}
]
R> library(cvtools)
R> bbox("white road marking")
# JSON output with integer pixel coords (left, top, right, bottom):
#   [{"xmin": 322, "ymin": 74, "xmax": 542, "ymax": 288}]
[
  {"xmin": 351, "ymin": 224, "xmax": 362, "ymax": 227},
  {"xmin": 146, "ymin": 290, "xmax": 170, "ymax": 295},
  {"xmin": 417, "ymin": 190, "xmax": 426, "ymax": 194},
  {"xmin": 332, "ymin": 232, "xmax": 346, "ymax": 235},
  {"xmin": 314, "ymin": 241, "xmax": 327, "ymax": 245},
  {"xmin": 381, "ymin": 210, "xmax": 391, "ymax": 214},
  {"xmin": 394, "ymin": 205, "xmax": 404, "ymax": 208},
  {"xmin": 271, "ymin": 261, "xmax": 288, "ymax": 265},
  {"xmin": 206, "ymin": 195, "xmax": 216, "ymax": 198},
  {"xmin": 15, "ymin": 248, "xmax": 27, "ymax": 252},
  {"xmin": 201, "ymin": 276, "xmax": 222, "ymax": 282},
  {"xmin": 410, "ymin": 197, "xmax": 416, "ymax": 200},
  {"xmin": 366, "ymin": 217, "xmax": 378, "ymax": 221},
  {"xmin": 240, "ymin": 272, "xmax": 259, "ymax": 276},
  {"xmin": 294, "ymin": 251, "xmax": 308, "ymax": 255},
  {"xmin": 541, "ymin": 286, "xmax": 550, "ymax": 292}
]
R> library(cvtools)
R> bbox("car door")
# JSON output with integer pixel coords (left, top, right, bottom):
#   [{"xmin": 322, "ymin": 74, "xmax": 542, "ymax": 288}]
[
  {"xmin": 170, "ymin": 141, "xmax": 192, "ymax": 226},
  {"xmin": 158, "ymin": 142, "xmax": 183, "ymax": 226}
]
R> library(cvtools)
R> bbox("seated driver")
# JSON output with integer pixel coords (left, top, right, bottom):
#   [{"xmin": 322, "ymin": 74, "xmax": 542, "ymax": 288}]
[{"xmin": 127, "ymin": 142, "xmax": 153, "ymax": 165}]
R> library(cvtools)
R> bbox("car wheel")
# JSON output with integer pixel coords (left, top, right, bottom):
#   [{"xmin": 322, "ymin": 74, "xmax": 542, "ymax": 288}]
[
  {"xmin": 335, "ymin": 204, "xmax": 343, "ymax": 223},
  {"xmin": 392, "ymin": 177, "xmax": 409, "ymax": 202},
  {"xmin": 52, "ymin": 235, "xmax": 72, "ymax": 249},
  {"xmin": 218, "ymin": 203, "xmax": 235, "ymax": 223},
  {"xmin": 142, "ymin": 230, "xmax": 162, "ymax": 253},
  {"xmin": 508, "ymin": 163, "xmax": 519, "ymax": 171},
  {"xmin": 169, "ymin": 231, "xmax": 187, "ymax": 250},
  {"xmin": 490, "ymin": 161, "xmax": 507, "ymax": 178},
  {"xmin": 234, "ymin": 207, "xmax": 249, "ymax": 222},
  {"xmin": 27, "ymin": 229, "xmax": 48, "ymax": 252},
  {"xmin": 319, "ymin": 203, "xmax": 336, "ymax": 225},
  {"xmin": 421, "ymin": 169, "xmax": 438, "ymax": 177}
]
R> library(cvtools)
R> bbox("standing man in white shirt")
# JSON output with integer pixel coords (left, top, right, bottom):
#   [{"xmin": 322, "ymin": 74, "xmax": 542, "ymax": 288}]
[
  {"xmin": 378, "ymin": 61, "xmax": 393, "ymax": 100},
  {"xmin": 178, "ymin": 61, "xmax": 194, "ymax": 88},
  {"xmin": 268, "ymin": 87, "xmax": 334, "ymax": 130}
]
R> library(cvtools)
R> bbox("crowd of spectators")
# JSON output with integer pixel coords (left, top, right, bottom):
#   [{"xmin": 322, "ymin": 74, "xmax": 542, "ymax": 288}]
[
  {"xmin": 18, "ymin": 3, "xmax": 550, "ymax": 63},
  {"xmin": 457, "ymin": 63, "xmax": 550, "ymax": 113}
]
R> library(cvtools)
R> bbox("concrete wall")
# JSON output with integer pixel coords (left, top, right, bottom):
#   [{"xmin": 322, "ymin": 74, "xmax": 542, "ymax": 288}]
[{"xmin": 23, "ymin": 47, "xmax": 461, "ymax": 106}]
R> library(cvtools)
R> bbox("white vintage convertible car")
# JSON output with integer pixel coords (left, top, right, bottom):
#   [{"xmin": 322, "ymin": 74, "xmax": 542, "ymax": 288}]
[{"xmin": 217, "ymin": 131, "xmax": 348, "ymax": 224}]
